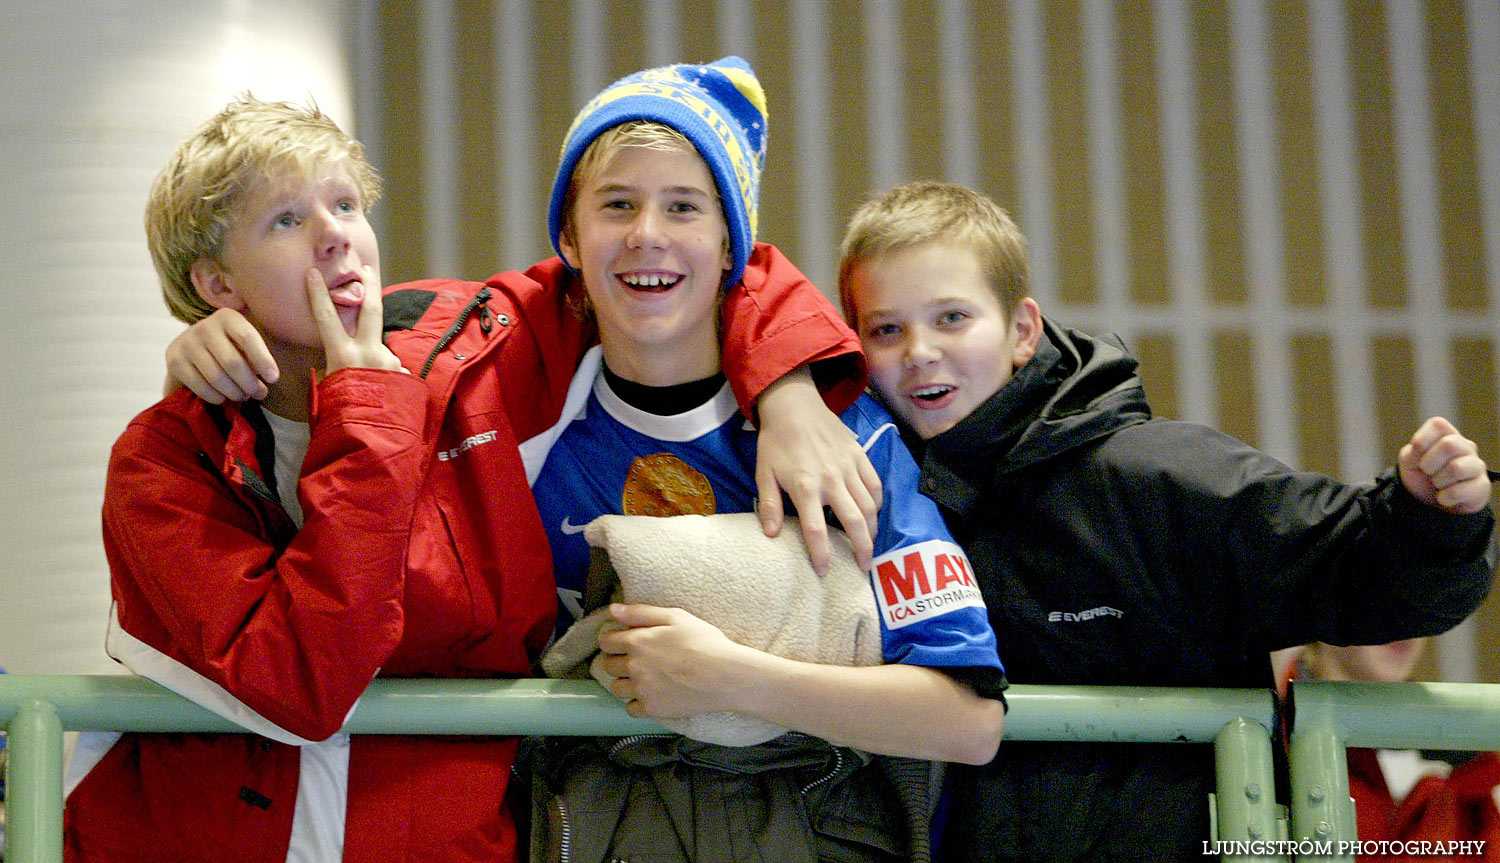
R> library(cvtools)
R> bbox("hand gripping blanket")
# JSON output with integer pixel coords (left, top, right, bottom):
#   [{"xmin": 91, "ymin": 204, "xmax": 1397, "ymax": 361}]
[{"xmin": 540, "ymin": 512, "xmax": 882, "ymax": 746}]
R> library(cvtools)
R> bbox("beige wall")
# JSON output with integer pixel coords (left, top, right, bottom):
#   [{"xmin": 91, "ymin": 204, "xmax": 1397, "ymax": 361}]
[
  {"xmin": 357, "ymin": 0, "xmax": 1500, "ymax": 681},
  {"xmin": 0, "ymin": 0, "xmax": 356, "ymax": 673}
]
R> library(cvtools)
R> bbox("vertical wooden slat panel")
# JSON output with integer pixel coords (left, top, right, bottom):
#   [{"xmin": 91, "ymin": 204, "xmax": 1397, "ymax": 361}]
[
  {"xmin": 972, "ymin": 1, "xmax": 1018, "ymax": 213},
  {"xmin": 1346, "ymin": 0, "xmax": 1408, "ymax": 310},
  {"xmin": 901, "ymin": 0, "xmax": 946, "ymax": 181},
  {"xmin": 753, "ymin": 0, "xmax": 801, "ymax": 259},
  {"xmin": 1451, "ymin": 337, "xmax": 1499, "ymax": 495},
  {"xmin": 1191, "ymin": 0, "xmax": 1247, "ymax": 306},
  {"xmin": 1045, "ymin": 0, "xmax": 1097, "ymax": 305},
  {"xmin": 533, "ymin": 0, "xmax": 579, "ymax": 260},
  {"xmin": 1117, "ymin": 0, "xmax": 1171, "ymax": 306},
  {"xmin": 380, "ymin": 0, "xmax": 427, "ymax": 283},
  {"xmin": 1426, "ymin": 0, "xmax": 1487, "ymax": 312},
  {"xmin": 1213, "ymin": 328, "xmax": 1258, "ymax": 447},
  {"xmin": 607, "ymin": 0, "xmax": 651, "ymax": 82},
  {"xmin": 456, "ymin": 0, "xmax": 497, "ymax": 278},
  {"xmin": 1370, "ymin": 334, "xmax": 1418, "ymax": 462},
  {"xmin": 1290, "ymin": 333, "xmax": 1342, "ymax": 475},
  {"xmin": 1451, "ymin": 337, "xmax": 1500, "ymax": 683},
  {"xmin": 680, "ymin": 0, "xmax": 722, "ymax": 62},
  {"xmin": 1269, "ymin": 0, "xmax": 1327, "ymax": 308},
  {"xmin": 1133, "ymin": 332, "xmax": 1181, "ymax": 420},
  {"xmin": 1477, "ymin": 587, "xmax": 1500, "ymax": 684},
  {"xmin": 360, "ymin": 0, "xmax": 1500, "ymax": 679},
  {"xmin": 828, "ymin": 0, "xmax": 870, "ymax": 229}
]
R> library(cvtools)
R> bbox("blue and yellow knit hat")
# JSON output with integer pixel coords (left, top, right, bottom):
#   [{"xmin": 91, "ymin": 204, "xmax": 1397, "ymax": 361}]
[{"xmin": 548, "ymin": 56, "xmax": 768, "ymax": 289}]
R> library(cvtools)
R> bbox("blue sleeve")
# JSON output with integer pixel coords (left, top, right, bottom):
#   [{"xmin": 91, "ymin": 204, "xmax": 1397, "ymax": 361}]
[{"xmin": 841, "ymin": 396, "xmax": 1004, "ymax": 674}]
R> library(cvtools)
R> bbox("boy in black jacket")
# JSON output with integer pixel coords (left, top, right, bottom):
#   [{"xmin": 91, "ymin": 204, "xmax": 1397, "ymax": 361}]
[{"xmin": 837, "ymin": 180, "xmax": 1498, "ymax": 862}]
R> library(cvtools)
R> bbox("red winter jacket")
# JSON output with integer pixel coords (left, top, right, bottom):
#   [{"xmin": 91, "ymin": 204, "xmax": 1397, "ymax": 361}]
[
  {"xmin": 1345, "ymin": 747, "xmax": 1500, "ymax": 862},
  {"xmin": 64, "ymin": 244, "xmax": 862, "ymax": 863}
]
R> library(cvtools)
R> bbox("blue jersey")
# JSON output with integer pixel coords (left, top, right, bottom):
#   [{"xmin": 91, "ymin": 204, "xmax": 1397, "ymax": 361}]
[{"xmin": 525, "ymin": 347, "xmax": 1003, "ymax": 674}]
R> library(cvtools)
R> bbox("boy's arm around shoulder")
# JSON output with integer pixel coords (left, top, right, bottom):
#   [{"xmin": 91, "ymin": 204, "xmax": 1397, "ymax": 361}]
[
  {"xmin": 102, "ymin": 365, "xmax": 429, "ymax": 743},
  {"xmin": 719, "ymin": 242, "xmax": 866, "ymax": 415},
  {"xmin": 721, "ymin": 243, "xmax": 884, "ymax": 574}
]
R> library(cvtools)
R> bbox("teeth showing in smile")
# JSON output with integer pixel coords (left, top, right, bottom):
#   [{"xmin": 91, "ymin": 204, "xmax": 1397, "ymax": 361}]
[
  {"xmin": 620, "ymin": 273, "xmax": 681, "ymax": 289},
  {"xmin": 912, "ymin": 385, "xmax": 953, "ymax": 401}
]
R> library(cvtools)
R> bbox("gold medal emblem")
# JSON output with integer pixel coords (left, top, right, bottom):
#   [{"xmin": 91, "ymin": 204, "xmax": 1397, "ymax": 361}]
[{"xmin": 622, "ymin": 453, "xmax": 717, "ymax": 517}]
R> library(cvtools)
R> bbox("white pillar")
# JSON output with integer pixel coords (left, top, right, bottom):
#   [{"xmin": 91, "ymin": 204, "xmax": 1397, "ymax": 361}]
[{"xmin": 0, "ymin": 1, "xmax": 353, "ymax": 673}]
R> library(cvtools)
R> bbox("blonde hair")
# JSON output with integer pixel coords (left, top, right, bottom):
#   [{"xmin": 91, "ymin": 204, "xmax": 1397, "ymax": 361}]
[
  {"xmin": 559, "ymin": 120, "xmax": 719, "ymax": 246},
  {"xmin": 837, "ymin": 180, "xmax": 1030, "ymax": 324},
  {"xmin": 144, "ymin": 95, "xmax": 381, "ymax": 323}
]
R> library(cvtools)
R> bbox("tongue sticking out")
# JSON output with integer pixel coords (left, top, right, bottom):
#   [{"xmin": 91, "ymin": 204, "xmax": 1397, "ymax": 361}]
[{"xmin": 329, "ymin": 280, "xmax": 365, "ymax": 308}]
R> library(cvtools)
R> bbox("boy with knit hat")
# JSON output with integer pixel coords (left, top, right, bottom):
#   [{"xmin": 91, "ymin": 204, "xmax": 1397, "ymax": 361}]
[
  {"xmin": 519, "ymin": 56, "xmax": 1005, "ymax": 863},
  {"xmin": 498, "ymin": 57, "xmax": 1002, "ymax": 858},
  {"xmin": 141, "ymin": 64, "xmax": 882, "ymax": 863},
  {"xmin": 837, "ymin": 180, "xmax": 1497, "ymax": 862}
]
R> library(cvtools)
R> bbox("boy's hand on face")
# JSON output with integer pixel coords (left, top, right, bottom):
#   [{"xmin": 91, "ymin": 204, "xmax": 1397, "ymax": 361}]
[
  {"xmin": 1398, "ymin": 416, "xmax": 1492, "ymax": 515},
  {"xmin": 755, "ymin": 370, "xmax": 882, "ymax": 575},
  {"xmin": 164, "ymin": 308, "xmax": 279, "ymax": 402},
  {"xmin": 307, "ymin": 267, "xmax": 405, "ymax": 376}
]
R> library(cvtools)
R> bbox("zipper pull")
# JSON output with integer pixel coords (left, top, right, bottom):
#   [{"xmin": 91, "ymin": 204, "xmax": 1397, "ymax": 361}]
[{"xmin": 479, "ymin": 302, "xmax": 493, "ymax": 334}]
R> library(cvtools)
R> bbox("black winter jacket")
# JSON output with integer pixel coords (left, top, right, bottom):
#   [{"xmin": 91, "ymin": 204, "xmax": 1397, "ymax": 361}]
[{"xmin": 910, "ymin": 321, "xmax": 1497, "ymax": 862}]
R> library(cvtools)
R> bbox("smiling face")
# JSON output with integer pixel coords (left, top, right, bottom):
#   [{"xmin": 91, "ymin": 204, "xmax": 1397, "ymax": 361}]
[
  {"xmin": 849, "ymin": 242, "xmax": 1042, "ymax": 440},
  {"xmin": 560, "ymin": 142, "xmax": 731, "ymax": 385},
  {"xmin": 191, "ymin": 162, "xmax": 378, "ymax": 368}
]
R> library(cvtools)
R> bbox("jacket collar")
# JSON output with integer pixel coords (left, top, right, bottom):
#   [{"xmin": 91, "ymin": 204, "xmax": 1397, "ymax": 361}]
[
  {"xmin": 912, "ymin": 318, "xmax": 1151, "ymax": 518},
  {"xmin": 201, "ymin": 399, "xmax": 297, "ymax": 543}
]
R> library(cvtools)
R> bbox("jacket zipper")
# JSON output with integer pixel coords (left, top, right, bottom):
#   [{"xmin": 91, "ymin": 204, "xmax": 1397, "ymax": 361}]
[
  {"xmin": 606, "ymin": 733, "xmax": 674, "ymax": 757},
  {"xmin": 554, "ymin": 795, "xmax": 573, "ymax": 863},
  {"xmin": 799, "ymin": 746, "xmax": 845, "ymax": 796},
  {"xmin": 419, "ymin": 286, "xmax": 492, "ymax": 378}
]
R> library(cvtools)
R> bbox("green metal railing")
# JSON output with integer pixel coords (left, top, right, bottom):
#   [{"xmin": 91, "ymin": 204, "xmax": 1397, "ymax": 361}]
[
  {"xmin": 1285, "ymin": 679, "xmax": 1500, "ymax": 863},
  {"xmin": 1, "ymin": 674, "xmax": 1277, "ymax": 863}
]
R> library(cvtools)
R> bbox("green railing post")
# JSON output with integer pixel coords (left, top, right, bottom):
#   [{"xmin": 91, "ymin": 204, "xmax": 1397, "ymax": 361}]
[
  {"xmin": 1287, "ymin": 685, "xmax": 1355, "ymax": 863},
  {"xmin": 1213, "ymin": 717, "xmax": 1287, "ymax": 862},
  {"xmin": 6, "ymin": 699, "xmax": 64, "ymax": 863}
]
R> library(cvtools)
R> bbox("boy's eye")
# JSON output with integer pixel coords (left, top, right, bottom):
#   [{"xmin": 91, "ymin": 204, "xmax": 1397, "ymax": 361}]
[
  {"xmin": 936, "ymin": 310, "xmax": 969, "ymax": 327},
  {"xmin": 668, "ymin": 201, "xmax": 700, "ymax": 214},
  {"xmin": 335, "ymin": 199, "xmax": 358, "ymax": 214},
  {"xmin": 273, "ymin": 213, "xmax": 299, "ymax": 230},
  {"xmin": 603, "ymin": 199, "xmax": 634, "ymax": 211},
  {"xmin": 865, "ymin": 323, "xmax": 902, "ymax": 340}
]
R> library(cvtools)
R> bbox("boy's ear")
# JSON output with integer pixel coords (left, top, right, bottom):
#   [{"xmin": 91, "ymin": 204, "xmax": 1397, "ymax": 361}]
[
  {"xmin": 189, "ymin": 257, "xmax": 245, "ymax": 311},
  {"xmin": 1009, "ymin": 297, "xmax": 1044, "ymax": 369},
  {"xmin": 558, "ymin": 224, "xmax": 581, "ymax": 270}
]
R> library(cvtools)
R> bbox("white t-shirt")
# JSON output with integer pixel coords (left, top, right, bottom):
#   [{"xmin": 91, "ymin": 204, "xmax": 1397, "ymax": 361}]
[{"xmin": 262, "ymin": 410, "xmax": 312, "ymax": 529}]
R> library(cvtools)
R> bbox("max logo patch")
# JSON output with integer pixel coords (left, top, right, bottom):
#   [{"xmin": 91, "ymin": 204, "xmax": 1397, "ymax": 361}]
[{"xmin": 871, "ymin": 540, "xmax": 985, "ymax": 630}]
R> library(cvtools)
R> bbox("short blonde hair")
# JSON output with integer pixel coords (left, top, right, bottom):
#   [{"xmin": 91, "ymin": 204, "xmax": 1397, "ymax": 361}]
[
  {"xmin": 559, "ymin": 120, "xmax": 718, "ymax": 243},
  {"xmin": 145, "ymin": 95, "xmax": 381, "ymax": 324},
  {"xmin": 837, "ymin": 180, "xmax": 1030, "ymax": 324}
]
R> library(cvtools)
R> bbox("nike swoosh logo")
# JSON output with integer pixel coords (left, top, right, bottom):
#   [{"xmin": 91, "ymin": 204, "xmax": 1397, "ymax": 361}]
[{"xmin": 560, "ymin": 517, "xmax": 587, "ymax": 535}]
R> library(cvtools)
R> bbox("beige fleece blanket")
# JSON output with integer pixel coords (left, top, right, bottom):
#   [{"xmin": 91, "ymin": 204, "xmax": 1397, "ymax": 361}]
[{"xmin": 541, "ymin": 512, "xmax": 882, "ymax": 747}]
